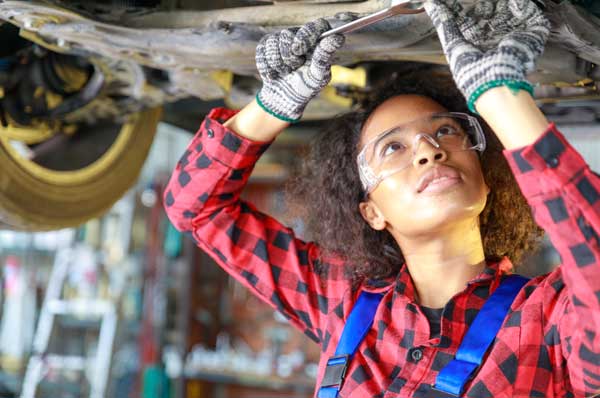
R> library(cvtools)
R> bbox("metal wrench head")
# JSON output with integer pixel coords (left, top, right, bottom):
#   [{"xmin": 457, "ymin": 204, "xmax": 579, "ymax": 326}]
[
  {"xmin": 390, "ymin": 0, "xmax": 426, "ymax": 11},
  {"xmin": 321, "ymin": 0, "xmax": 426, "ymax": 38}
]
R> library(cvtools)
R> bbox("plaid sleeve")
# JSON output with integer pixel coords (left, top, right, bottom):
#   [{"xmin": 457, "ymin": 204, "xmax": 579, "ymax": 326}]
[
  {"xmin": 504, "ymin": 123, "xmax": 600, "ymax": 395},
  {"xmin": 163, "ymin": 108, "xmax": 350, "ymax": 345}
]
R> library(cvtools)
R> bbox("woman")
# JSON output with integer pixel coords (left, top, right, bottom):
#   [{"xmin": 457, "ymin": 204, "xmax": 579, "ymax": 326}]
[{"xmin": 164, "ymin": 0, "xmax": 600, "ymax": 396}]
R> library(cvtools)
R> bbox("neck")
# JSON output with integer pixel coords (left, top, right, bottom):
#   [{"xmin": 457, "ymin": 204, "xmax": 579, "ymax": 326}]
[{"xmin": 395, "ymin": 219, "xmax": 486, "ymax": 309}]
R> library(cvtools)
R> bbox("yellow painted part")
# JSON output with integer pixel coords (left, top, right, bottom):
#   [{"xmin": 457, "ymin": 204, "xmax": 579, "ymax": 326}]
[
  {"xmin": 575, "ymin": 78, "xmax": 594, "ymax": 87},
  {"xmin": 321, "ymin": 86, "xmax": 353, "ymax": 108},
  {"xmin": 45, "ymin": 90, "xmax": 64, "ymax": 109},
  {"xmin": 0, "ymin": 107, "xmax": 162, "ymax": 230},
  {"xmin": 19, "ymin": 29, "xmax": 67, "ymax": 54},
  {"xmin": 63, "ymin": 124, "xmax": 78, "ymax": 135},
  {"xmin": 33, "ymin": 86, "xmax": 45, "ymax": 99},
  {"xmin": 330, "ymin": 65, "xmax": 367, "ymax": 88},
  {"xmin": 0, "ymin": 355, "xmax": 24, "ymax": 373},
  {"xmin": 210, "ymin": 70, "xmax": 234, "ymax": 92},
  {"xmin": 0, "ymin": 113, "xmax": 141, "ymax": 186},
  {"xmin": 0, "ymin": 115, "xmax": 56, "ymax": 144},
  {"xmin": 54, "ymin": 63, "xmax": 88, "ymax": 92},
  {"xmin": 553, "ymin": 79, "xmax": 596, "ymax": 88}
]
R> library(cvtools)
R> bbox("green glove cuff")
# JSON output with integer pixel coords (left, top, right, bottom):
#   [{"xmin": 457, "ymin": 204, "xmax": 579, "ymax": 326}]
[
  {"xmin": 255, "ymin": 93, "xmax": 301, "ymax": 124},
  {"xmin": 467, "ymin": 80, "xmax": 535, "ymax": 114}
]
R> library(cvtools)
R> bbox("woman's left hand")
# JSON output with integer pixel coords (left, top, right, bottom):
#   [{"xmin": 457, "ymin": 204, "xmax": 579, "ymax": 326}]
[{"xmin": 424, "ymin": 0, "xmax": 551, "ymax": 113}]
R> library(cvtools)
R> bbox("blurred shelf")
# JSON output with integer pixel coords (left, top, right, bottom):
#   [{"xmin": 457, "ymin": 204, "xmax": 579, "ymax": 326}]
[
  {"xmin": 0, "ymin": 371, "xmax": 20, "ymax": 396},
  {"xmin": 185, "ymin": 370, "xmax": 314, "ymax": 391},
  {"xmin": 0, "ymin": 370, "xmax": 84, "ymax": 397},
  {"xmin": 55, "ymin": 315, "xmax": 101, "ymax": 329}
]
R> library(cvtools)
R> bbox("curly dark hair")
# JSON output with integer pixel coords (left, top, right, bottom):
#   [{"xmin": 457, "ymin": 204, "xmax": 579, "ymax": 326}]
[{"xmin": 286, "ymin": 65, "xmax": 544, "ymax": 285}]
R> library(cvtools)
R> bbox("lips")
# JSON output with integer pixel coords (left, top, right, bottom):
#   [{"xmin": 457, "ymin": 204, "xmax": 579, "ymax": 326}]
[{"xmin": 416, "ymin": 165, "xmax": 462, "ymax": 193}]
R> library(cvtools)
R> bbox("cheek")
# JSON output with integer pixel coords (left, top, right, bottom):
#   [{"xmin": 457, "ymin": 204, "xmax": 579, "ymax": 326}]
[
  {"xmin": 369, "ymin": 164, "xmax": 489, "ymax": 229},
  {"xmin": 371, "ymin": 177, "xmax": 413, "ymax": 209},
  {"xmin": 370, "ymin": 178, "xmax": 429, "ymax": 226}
]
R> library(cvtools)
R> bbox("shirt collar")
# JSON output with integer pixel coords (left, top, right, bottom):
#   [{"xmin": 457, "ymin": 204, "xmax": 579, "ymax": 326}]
[{"xmin": 361, "ymin": 256, "xmax": 514, "ymax": 299}]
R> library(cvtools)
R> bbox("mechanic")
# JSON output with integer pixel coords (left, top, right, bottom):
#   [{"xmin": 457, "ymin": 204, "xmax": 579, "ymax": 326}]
[{"xmin": 164, "ymin": 0, "xmax": 600, "ymax": 396}]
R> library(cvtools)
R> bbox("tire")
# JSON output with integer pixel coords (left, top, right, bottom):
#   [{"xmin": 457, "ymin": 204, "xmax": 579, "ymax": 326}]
[{"xmin": 0, "ymin": 107, "xmax": 162, "ymax": 231}]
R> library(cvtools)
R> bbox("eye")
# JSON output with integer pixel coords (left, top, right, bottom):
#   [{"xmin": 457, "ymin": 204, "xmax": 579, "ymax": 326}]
[
  {"xmin": 381, "ymin": 141, "xmax": 406, "ymax": 157},
  {"xmin": 435, "ymin": 125, "xmax": 460, "ymax": 137}
]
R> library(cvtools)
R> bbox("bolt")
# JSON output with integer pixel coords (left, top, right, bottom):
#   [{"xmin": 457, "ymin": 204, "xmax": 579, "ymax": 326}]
[
  {"xmin": 334, "ymin": 12, "xmax": 361, "ymax": 22},
  {"xmin": 23, "ymin": 17, "xmax": 35, "ymax": 29},
  {"xmin": 153, "ymin": 54, "xmax": 173, "ymax": 65},
  {"xmin": 217, "ymin": 21, "xmax": 232, "ymax": 34},
  {"xmin": 71, "ymin": 23, "xmax": 95, "ymax": 33}
]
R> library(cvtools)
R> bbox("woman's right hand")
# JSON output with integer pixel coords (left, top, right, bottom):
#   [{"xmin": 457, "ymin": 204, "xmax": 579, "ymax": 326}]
[{"xmin": 255, "ymin": 19, "xmax": 345, "ymax": 123}]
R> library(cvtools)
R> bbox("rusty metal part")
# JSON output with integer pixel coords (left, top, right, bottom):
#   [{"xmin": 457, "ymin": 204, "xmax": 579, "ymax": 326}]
[
  {"xmin": 60, "ymin": 56, "xmax": 188, "ymax": 125},
  {"xmin": 546, "ymin": 1, "xmax": 600, "ymax": 65},
  {"xmin": 119, "ymin": 0, "xmax": 398, "ymax": 28},
  {"xmin": 0, "ymin": 0, "xmax": 437, "ymax": 76},
  {"xmin": 1, "ymin": 0, "xmax": 600, "ymax": 120}
]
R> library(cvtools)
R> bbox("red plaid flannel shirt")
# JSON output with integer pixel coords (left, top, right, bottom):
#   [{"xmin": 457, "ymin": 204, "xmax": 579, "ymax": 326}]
[{"xmin": 164, "ymin": 108, "xmax": 600, "ymax": 398}]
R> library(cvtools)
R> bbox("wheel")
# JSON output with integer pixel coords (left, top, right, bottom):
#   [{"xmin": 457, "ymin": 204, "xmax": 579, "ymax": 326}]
[{"xmin": 0, "ymin": 107, "xmax": 161, "ymax": 231}]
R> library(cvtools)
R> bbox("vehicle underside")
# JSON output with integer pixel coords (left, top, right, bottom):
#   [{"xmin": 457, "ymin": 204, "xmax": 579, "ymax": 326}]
[{"xmin": 1, "ymin": 0, "xmax": 600, "ymax": 230}]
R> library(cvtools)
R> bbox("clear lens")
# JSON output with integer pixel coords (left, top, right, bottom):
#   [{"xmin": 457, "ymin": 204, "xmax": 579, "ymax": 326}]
[{"xmin": 357, "ymin": 112, "xmax": 485, "ymax": 194}]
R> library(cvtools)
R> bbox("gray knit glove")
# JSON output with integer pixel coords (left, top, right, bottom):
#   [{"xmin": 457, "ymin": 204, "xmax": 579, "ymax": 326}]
[
  {"xmin": 424, "ymin": 0, "xmax": 550, "ymax": 112},
  {"xmin": 255, "ymin": 19, "xmax": 345, "ymax": 123}
]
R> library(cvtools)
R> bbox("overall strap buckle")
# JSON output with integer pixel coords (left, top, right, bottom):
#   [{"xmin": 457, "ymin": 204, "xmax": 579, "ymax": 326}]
[
  {"xmin": 316, "ymin": 291, "xmax": 385, "ymax": 398},
  {"xmin": 429, "ymin": 384, "xmax": 461, "ymax": 398},
  {"xmin": 320, "ymin": 354, "xmax": 350, "ymax": 388}
]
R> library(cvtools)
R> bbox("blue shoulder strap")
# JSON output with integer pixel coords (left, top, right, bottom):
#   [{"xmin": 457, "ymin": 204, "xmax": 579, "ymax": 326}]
[
  {"xmin": 431, "ymin": 274, "xmax": 529, "ymax": 397},
  {"xmin": 316, "ymin": 274, "xmax": 529, "ymax": 398},
  {"xmin": 317, "ymin": 291, "xmax": 384, "ymax": 398}
]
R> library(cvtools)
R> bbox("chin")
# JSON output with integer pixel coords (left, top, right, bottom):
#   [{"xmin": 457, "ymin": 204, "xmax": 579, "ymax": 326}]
[{"xmin": 398, "ymin": 195, "xmax": 487, "ymax": 233}]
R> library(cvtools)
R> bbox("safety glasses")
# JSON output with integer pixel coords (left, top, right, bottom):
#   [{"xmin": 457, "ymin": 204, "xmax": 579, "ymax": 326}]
[{"xmin": 357, "ymin": 112, "xmax": 486, "ymax": 194}]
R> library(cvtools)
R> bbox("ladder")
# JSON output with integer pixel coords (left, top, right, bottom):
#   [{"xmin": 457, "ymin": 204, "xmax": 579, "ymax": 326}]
[{"xmin": 21, "ymin": 247, "xmax": 117, "ymax": 398}]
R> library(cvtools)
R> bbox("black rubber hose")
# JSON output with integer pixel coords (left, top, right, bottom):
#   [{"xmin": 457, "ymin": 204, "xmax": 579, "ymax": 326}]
[
  {"xmin": 47, "ymin": 64, "xmax": 105, "ymax": 119},
  {"xmin": 2, "ymin": 55, "xmax": 105, "ymax": 123}
]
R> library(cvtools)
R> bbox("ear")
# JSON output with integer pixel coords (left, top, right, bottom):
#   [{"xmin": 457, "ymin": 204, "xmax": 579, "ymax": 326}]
[{"xmin": 359, "ymin": 200, "xmax": 387, "ymax": 231}]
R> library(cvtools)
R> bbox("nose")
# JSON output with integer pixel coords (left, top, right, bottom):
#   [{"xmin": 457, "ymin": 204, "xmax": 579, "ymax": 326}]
[{"xmin": 412, "ymin": 134, "xmax": 447, "ymax": 166}]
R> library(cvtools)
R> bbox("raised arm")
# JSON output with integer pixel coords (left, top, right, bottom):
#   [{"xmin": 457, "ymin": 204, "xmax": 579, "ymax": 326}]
[
  {"xmin": 425, "ymin": 0, "xmax": 600, "ymax": 393},
  {"xmin": 498, "ymin": 115, "xmax": 600, "ymax": 396},
  {"xmin": 474, "ymin": 47, "xmax": 600, "ymax": 398},
  {"xmin": 223, "ymin": 99, "xmax": 289, "ymax": 142},
  {"xmin": 164, "ymin": 21, "xmax": 348, "ymax": 345},
  {"xmin": 476, "ymin": 87, "xmax": 549, "ymax": 149}
]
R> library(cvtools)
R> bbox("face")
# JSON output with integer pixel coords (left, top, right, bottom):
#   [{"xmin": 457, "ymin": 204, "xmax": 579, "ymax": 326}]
[{"xmin": 358, "ymin": 95, "xmax": 490, "ymax": 237}]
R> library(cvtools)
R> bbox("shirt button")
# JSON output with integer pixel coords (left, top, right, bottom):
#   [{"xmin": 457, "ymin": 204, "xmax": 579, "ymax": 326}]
[
  {"xmin": 410, "ymin": 348, "xmax": 423, "ymax": 362},
  {"xmin": 546, "ymin": 157, "xmax": 559, "ymax": 168},
  {"xmin": 207, "ymin": 128, "xmax": 215, "ymax": 138}
]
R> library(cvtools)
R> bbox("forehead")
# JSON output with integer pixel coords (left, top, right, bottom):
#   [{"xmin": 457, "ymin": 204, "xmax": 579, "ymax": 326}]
[{"xmin": 360, "ymin": 95, "xmax": 448, "ymax": 145}]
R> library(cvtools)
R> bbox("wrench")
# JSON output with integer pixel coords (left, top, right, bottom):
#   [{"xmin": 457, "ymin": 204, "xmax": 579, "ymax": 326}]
[{"xmin": 321, "ymin": 0, "xmax": 425, "ymax": 38}]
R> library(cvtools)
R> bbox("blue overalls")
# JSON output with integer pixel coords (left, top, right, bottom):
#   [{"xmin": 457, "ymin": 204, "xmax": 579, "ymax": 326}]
[{"xmin": 317, "ymin": 274, "xmax": 529, "ymax": 398}]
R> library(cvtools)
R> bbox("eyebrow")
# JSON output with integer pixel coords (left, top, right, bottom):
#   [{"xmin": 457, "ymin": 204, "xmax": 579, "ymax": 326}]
[{"xmin": 372, "ymin": 117, "xmax": 460, "ymax": 142}]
